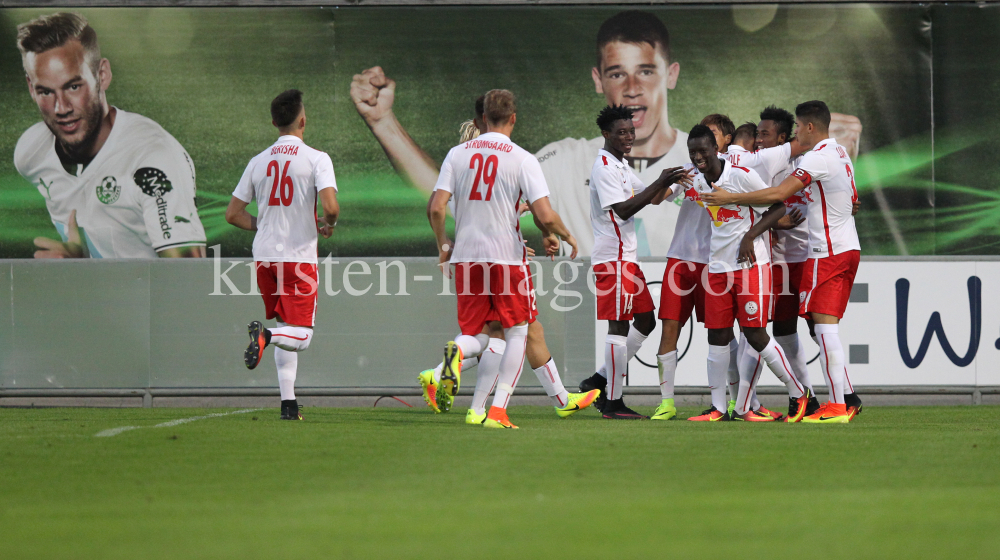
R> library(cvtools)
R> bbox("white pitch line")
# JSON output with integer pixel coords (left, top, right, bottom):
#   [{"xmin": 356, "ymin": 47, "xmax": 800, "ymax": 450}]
[{"xmin": 95, "ymin": 408, "xmax": 261, "ymax": 438}]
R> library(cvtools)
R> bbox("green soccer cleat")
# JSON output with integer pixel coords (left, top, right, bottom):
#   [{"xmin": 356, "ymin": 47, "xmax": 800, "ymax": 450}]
[
  {"xmin": 417, "ymin": 369, "xmax": 441, "ymax": 414},
  {"xmin": 727, "ymin": 399, "xmax": 736, "ymax": 417},
  {"xmin": 651, "ymin": 398, "xmax": 677, "ymax": 420},
  {"xmin": 555, "ymin": 389, "xmax": 600, "ymax": 418},
  {"xmin": 441, "ymin": 341, "xmax": 463, "ymax": 398},
  {"xmin": 466, "ymin": 408, "xmax": 487, "ymax": 425}
]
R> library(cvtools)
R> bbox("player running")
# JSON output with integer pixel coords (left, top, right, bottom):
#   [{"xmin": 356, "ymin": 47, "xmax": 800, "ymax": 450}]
[
  {"xmin": 428, "ymin": 90, "xmax": 594, "ymax": 429},
  {"xmin": 227, "ymin": 90, "xmax": 339, "ymax": 421},
  {"xmin": 703, "ymin": 100, "xmax": 862, "ymax": 423},
  {"xmin": 686, "ymin": 125, "xmax": 811, "ymax": 422},
  {"xmin": 588, "ymin": 105, "xmax": 692, "ymax": 420}
]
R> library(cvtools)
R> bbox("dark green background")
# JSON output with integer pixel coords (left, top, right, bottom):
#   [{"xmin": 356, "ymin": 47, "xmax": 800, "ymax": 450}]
[{"xmin": 0, "ymin": 5, "xmax": 996, "ymax": 257}]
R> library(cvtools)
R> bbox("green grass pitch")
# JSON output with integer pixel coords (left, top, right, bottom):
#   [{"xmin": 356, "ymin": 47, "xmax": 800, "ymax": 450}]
[{"xmin": 1, "ymin": 404, "xmax": 998, "ymax": 558}]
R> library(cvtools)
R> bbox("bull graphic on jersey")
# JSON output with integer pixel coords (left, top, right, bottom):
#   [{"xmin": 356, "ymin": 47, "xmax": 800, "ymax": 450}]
[
  {"xmin": 96, "ymin": 176, "xmax": 120, "ymax": 205},
  {"xmin": 134, "ymin": 167, "xmax": 173, "ymax": 197},
  {"xmin": 707, "ymin": 205, "xmax": 742, "ymax": 226},
  {"xmin": 785, "ymin": 188, "xmax": 814, "ymax": 207}
]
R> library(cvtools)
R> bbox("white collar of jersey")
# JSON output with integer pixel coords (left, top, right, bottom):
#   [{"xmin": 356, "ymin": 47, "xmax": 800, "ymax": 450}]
[
  {"xmin": 276, "ymin": 135, "xmax": 302, "ymax": 143},
  {"xmin": 717, "ymin": 158, "xmax": 734, "ymax": 183},
  {"xmin": 597, "ymin": 148, "xmax": 626, "ymax": 168},
  {"xmin": 813, "ymin": 137, "xmax": 837, "ymax": 151},
  {"xmin": 477, "ymin": 131, "xmax": 510, "ymax": 141},
  {"xmin": 727, "ymin": 144, "xmax": 750, "ymax": 154}
]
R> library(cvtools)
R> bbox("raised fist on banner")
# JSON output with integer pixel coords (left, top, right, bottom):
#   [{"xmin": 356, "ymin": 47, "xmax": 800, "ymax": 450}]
[
  {"xmin": 350, "ymin": 66, "xmax": 397, "ymax": 126},
  {"xmin": 830, "ymin": 112, "xmax": 862, "ymax": 160}
]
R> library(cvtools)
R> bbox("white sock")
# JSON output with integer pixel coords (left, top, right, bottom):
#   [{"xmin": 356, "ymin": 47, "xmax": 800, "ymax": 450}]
[
  {"xmin": 657, "ymin": 351, "xmax": 677, "ymax": 400},
  {"xmin": 726, "ymin": 337, "xmax": 740, "ymax": 403},
  {"xmin": 759, "ymin": 338, "xmax": 804, "ymax": 398},
  {"xmin": 844, "ymin": 366, "xmax": 856, "ymax": 394},
  {"xmin": 776, "ymin": 333, "xmax": 813, "ymax": 394},
  {"xmin": 707, "ymin": 344, "xmax": 730, "ymax": 413},
  {"xmin": 490, "ymin": 325, "xmax": 528, "ymax": 410},
  {"xmin": 275, "ymin": 347, "xmax": 297, "ymax": 401},
  {"xmin": 814, "ymin": 324, "xmax": 846, "ymax": 404},
  {"xmin": 604, "ymin": 334, "xmax": 628, "ymax": 400},
  {"xmin": 533, "ymin": 358, "xmax": 569, "ymax": 407},
  {"xmin": 269, "ymin": 325, "xmax": 313, "ymax": 352},
  {"xmin": 736, "ymin": 344, "xmax": 765, "ymax": 414},
  {"xmin": 471, "ymin": 338, "xmax": 504, "ymax": 414},
  {"xmin": 454, "ymin": 334, "xmax": 483, "ymax": 359},
  {"xmin": 597, "ymin": 325, "xmax": 648, "ymax": 378}
]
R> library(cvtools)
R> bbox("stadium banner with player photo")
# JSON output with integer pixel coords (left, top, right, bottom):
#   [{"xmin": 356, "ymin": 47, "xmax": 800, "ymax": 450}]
[{"xmin": 0, "ymin": 4, "xmax": 999, "ymax": 260}]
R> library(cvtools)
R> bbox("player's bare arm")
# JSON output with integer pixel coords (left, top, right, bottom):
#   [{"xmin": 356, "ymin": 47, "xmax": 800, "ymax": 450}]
[
  {"xmin": 528, "ymin": 196, "xmax": 577, "ymax": 259},
  {"xmin": 648, "ymin": 166, "xmax": 693, "ymax": 205},
  {"xmin": 224, "ymin": 196, "xmax": 257, "ymax": 232},
  {"xmin": 157, "ymin": 245, "xmax": 206, "ymax": 258},
  {"xmin": 773, "ymin": 207, "xmax": 805, "ymax": 230},
  {"xmin": 607, "ymin": 168, "xmax": 683, "ymax": 221},
  {"xmin": 530, "ymin": 211, "xmax": 560, "ymax": 259},
  {"xmin": 350, "ymin": 66, "xmax": 439, "ymax": 194},
  {"xmin": 737, "ymin": 202, "xmax": 785, "ymax": 267},
  {"xmin": 318, "ymin": 187, "xmax": 339, "ymax": 239},
  {"xmin": 427, "ymin": 189, "xmax": 454, "ymax": 269},
  {"xmin": 701, "ymin": 174, "xmax": 805, "ymax": 208},
  {"xmin": 33, "ymin": 209, "xmax": 86, "ymax": 258}
]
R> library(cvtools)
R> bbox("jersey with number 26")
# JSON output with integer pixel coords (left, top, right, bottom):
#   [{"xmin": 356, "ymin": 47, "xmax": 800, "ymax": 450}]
[
  {"xmin": 434, "ymin": 132, "xmax": 550, "ymax": 265},
  {"xmin": 232, "ymin": 135, "xmax": 337, "ymax": 264}
]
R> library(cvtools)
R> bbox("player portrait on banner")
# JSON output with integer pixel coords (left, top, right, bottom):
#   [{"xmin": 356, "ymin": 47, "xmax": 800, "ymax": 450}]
[
  {"xmin": 351, "ymin": 10, "xmax": 863, "ymax": 259},
  {"xmin": 13, "ymin": 12, "xmax": 206, "ymax": 259}
]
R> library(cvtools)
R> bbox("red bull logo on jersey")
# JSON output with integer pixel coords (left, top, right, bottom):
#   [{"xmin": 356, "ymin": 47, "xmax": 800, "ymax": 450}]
[
  {"xmin": 707, "ymin": 205, "xmax": 743, "ymax": 226},
  {"xmin": 785, "ymin": 189, "xmax": 814, "ymax": 207}
]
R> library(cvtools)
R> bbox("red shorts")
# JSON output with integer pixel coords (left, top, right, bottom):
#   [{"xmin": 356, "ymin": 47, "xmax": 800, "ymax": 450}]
[
  {"xmin": 658, "ymin": 258, "xmax": 707, "ymax": 324},
  {"xmin": 704, "ymin": 264, "xmax": 772, "ymax": 329},
  {"xmin": 799, "ymin": 251, "xmax": 860, "ymax": 319},
  {"xmin": 255, "ymin": 261, "xmax": 318, "ymax": 327},
  {"xmin": 454, "ymin": 262, "xmax": 536, "ymax": 335},
  {"xmin": 771, "ymin": 261, "xmax": 806, "ymax": 322},
  {"xmin": 593, "ymin": 261, "xmax": 655, "ymax": 321}
]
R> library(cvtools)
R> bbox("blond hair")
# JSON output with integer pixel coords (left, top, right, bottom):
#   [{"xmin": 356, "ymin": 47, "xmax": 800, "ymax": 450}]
[
  {"xmin": 459, "ymin": 120, "xmax": 481, "ymax": 142},
  {"xmin": 483, "ymin": 89, "xmax": 516, "ymax": 126},
  {"xmin": 17, "ymin": 12, "xmax": 101, "ymax": 76}
]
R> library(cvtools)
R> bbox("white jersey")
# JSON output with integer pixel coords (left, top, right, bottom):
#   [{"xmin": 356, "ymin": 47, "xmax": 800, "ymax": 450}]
[
  {"xmin": 727, "ymin": 143, "xmax": 809, "ymax": 263},
  {"xmin": 790, "ymin": 138, "xmax": 861, "ymax": 258},
  {"xmin": 435, "ymin": 132, "xmax": 548, "ymax": 265},
  {"xmin": 589, "ymin": 149, "xmax": 648, "ymax": 265},
  {"xmin": 232, "ymin": 135, "xmax": 337, "ymax": 264},
  {"xmin": 14, "ymin": 108, "xmax": 206, "ymax": 258},
  {"xmin": 663, "ymin": 163, "xmax": 713, "ymax": 264},
  {"xmin": 535, "ymin": 129, "xmax": 690, "ymax": 258},
  {"xmin": 696, "ymin": 161, "xmax": 773, "ymax": 273}
]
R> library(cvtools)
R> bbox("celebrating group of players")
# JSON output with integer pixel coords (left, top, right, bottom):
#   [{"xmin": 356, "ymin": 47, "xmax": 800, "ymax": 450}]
[{"xmin": 409, "ymin": 91, "xmax": 862, "ymax": 429}]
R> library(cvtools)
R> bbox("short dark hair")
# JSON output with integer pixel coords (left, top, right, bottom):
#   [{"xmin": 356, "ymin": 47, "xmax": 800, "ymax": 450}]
[
  {"xmin": 271, "ymin": 89, "xmax": 303, "ymax": 128},
  {"xmin": 17, "ymin": 12, "xmax": 100, "ymax": 76},
  {"xmin": 795, "ymin": 100, "xmax": 831, "ymax": 130},
  {"xmin": 596, "ymin": 104, "xmax": 634, "ymax": 132},
  {"xmin": 596, "ymin": 11, "xmax": 671, "ymax": 68},
  {"xmin": 688, "ymin": 124, "xmax": 717, "ymax": 148},
  {"xmin": 484, "ymin": 89, "xmax": 516, "ymax": 126},
  {"xmin": 474, "ymin": 95, "xmax": 485, "ymax": 119},
  {"xmin": 733, "ymin": 122, "xmax": 757, "ymax": 144},
  {"xmin": 759, "ymin": 105, "xmax": 794, "ymax": 139},
  {"xmin": 700, "ymin": 114, "xmax": 735, "ymax": 140}
]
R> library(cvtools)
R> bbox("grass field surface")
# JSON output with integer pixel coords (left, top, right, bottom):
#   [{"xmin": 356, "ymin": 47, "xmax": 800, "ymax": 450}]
[{"xmin": 2, "ymin": 404, "xmax": 998, "ymax": 558}]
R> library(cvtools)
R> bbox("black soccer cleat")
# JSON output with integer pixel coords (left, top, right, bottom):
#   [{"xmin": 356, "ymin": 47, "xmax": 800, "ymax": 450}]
[
  {"xmin": 601, "ymin": 398, "xmax": 649, "ymax": 420},
  {"xmin": 805, "ymin": 394, "xmax": 822, "ymax": 417},
  {"xmin": 579, "ymin": 372, "xmax": 608, "ymax": 412},
  {"xmin": 845, "ymin": 392, "xmax": 863, "ymax": 420},
  {"xmin": 280, "ymin": 399, "xmax": 302, "ymax": 420},
  {"xmin": 244, "ymin": 321, "xmax": 270, "ymax": 370}
]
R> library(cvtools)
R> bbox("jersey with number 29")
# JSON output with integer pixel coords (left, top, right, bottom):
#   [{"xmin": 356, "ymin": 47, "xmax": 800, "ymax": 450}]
[
  {"xmin": 232, "ymin": 135, "xmax": 337, "ymax": 264},
  {"xmin": 435, "ymin": 132, "xmax": 550, "ymax": 265}
]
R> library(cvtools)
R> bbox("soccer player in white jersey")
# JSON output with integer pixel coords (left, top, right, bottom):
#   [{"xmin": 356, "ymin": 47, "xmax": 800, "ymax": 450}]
[
  {"xmin": 429, "ymin": 90, "xmax": 590, "ymax": 429},
  {"xmin": 589, "ymin": 105, "xmax": 691, "ymax": 420},
  {"xmin": 703, "ymin": 101, "xmax": 862, "ymax": 423},
  {"xmin": 701, "ymin": 114, "xmax": 735, "ymax": 156},
  {"xmin": 14, "ymin": 13, "xmax": 206, "ymax": 259},
  {"xmin": 226, "ymin": 90, "xmax": 339, "ymax": 421},
  {"xmin": 686, "ymin": 125, "xmax": 812, "ymax": 422},
  {"xmin": 351, "ymin": 11, "xmax": 862, "ymax": 260}
]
